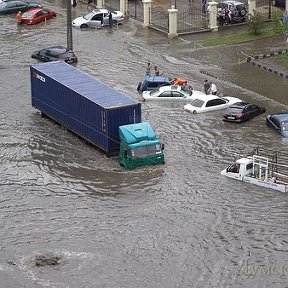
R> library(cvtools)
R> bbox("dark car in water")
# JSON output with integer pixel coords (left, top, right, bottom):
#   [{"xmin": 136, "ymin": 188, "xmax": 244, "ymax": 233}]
[
  {"xmin": 223, "ymin": 102, "xmax": 266, "ymax": 123},
  {"xmin": 266, "ymin": 112, "xmax": 288, "ymax": 138},
  {"xmin": 137, "ymin": 75, "xmax": 172, "ymax": 93},
  {"xmin": 31, "ymin": 46, "xmax": 78, "ymax": 64},
  {"xmin": 0, "ymin": 0, "xmax": 41, "ymax": 14}
]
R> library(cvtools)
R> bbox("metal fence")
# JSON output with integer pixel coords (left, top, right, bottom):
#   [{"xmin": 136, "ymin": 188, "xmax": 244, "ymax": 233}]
[
  {"xmin": 255, "ymin": 0, "xmax": 273, "ymax": 20},
  {"xmin": 128, "ymin": 0, "xmax": 144, "ymax": 21},
  {"xmin": 150, "ymin": 7, "xmax": 169, "ymax": 32},
  {"xmin": 177, "ymin": 7, "xmax": 209, "ymax": 33}
]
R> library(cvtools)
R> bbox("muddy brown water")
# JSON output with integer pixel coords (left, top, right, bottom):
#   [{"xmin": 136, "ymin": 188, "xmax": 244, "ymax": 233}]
[{"xmin": 0, "ymin": 1, "xmax": 288, "ymax": 287}]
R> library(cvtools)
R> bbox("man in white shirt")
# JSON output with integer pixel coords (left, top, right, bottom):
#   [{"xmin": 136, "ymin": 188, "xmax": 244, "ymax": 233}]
[{"xmin": 209, "ymin": 82, "xmax": 217, "ymax": 95}]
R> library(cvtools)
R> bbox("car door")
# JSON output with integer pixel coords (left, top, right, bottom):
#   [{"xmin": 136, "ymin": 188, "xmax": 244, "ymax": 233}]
[
  {"xmin": 158, "ymin": 91, "xmax": 173, "ymax": 99},
  {"xmin": 15, "ymin": 1, "xmax": 27, "ymax": 12},
  {"xmin": 34, "ymin": 10, "xmax": 43, "ymax": 24},
  {"xmin": 90, "ymin": 13, "xmax": 102, "ymax": 28},
  {"xmin": 5, "ymin": 1, "xmax": 19, "ymax": 13},
  {"xmin": 205, "ymin": 98, "xmax": 227, "ymax": 112},
  {"xmin": 102, "ymin": 12, "xmax": 109, "ymax": 26},
  {"xmin": 172, "ymin": 91, "xmax": 185, "ymax": 99},
  {"xmin": 244, "ymin": 104, "xmax": 254, "ymax": 120}
]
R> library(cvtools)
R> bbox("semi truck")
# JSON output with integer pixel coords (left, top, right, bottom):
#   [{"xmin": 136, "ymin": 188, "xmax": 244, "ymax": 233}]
[{"xmin": 30, "ymin": 61, "xmax": 164, "ymax": 169}]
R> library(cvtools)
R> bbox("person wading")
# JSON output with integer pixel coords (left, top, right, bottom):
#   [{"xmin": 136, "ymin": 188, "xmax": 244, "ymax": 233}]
[{"xmin": 16, "ymin": 11, "xmax": 22, "ymax": 24}]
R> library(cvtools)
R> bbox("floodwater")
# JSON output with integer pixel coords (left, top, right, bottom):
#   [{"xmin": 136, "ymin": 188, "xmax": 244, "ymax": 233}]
[{"xmin": 1, "ymin": 1, "xmax": 288, "ymax": 287}]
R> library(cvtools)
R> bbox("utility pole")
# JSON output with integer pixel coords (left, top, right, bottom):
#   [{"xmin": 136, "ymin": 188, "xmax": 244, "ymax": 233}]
[{"xmin": 67, "ymin": 0, "xmax": 73, "ymax": 51}]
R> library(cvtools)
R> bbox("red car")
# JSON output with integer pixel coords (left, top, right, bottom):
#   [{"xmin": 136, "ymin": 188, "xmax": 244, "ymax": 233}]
[{"xmin": 20, "ymin": 7, "xmax": 56, "ymax": 25}]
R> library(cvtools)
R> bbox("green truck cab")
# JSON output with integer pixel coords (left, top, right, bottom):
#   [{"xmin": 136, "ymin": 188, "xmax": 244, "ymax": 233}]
[{"xmin": 118, "ymin": 122, "xmax": 165, "ymax": 170}]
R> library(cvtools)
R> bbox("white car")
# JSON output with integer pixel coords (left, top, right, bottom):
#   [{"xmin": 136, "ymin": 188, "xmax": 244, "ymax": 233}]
[
  {"xmin": 72, "ymin": 8, "xmax": 124, "ymax": 29},
  {"xmin": 184, "ymin": 94, "xmax": 241, "ymax": 114},
  {"xmin": 142, "ymin": 85, "xmax": 204, "ymax": 101}
]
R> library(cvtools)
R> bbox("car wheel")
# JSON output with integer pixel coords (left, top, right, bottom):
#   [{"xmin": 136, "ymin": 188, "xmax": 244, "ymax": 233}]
[
  {"xmin": 192, "ymin": 110, "xmax": 197, "ymax": 114},
  {"xmin": 112, "ymin": 20, "xmax": 117, "ymax": 26},
  {"xmin": 80, "ymin": 24, "xmax": 88, "ymax": 28}
]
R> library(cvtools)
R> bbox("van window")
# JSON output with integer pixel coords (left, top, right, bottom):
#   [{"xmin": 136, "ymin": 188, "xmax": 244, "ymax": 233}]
[{"xmin": 246, "ymin": 163, "xmax": 253, "ymax": 170}]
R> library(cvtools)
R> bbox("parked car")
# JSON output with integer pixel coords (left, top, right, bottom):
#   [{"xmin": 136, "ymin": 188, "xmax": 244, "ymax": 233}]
[
  {"xmin": 184, "ymin": 94, "xmax": 241, "ymax": 114},
  {"xmin": 223, "ymin": 102, "xmax": 266, "ymax": 123},
  {"xmin": 207, "ymin": 0, "xmax": 247, "ymax": 24},
  {"xmin": 20, "ymin": 7, "xmax": 56, "ymax": 25},
  {"xmin": 266, "ymin": 112, "xmax": 288, "ymax": 138},
  {"xmin": 72, "ymin": 8, "xmax": 124, "ymax": 28},
  {"xmin": 272, "ymin": 0, "xmax": 285, "ymax": 8},
  {"xmin": 0, "ymin": 0, "xmax": 41, "ymax": 14},
  {"xmin": 137, "ymin": 75, "xmax": 172, "ymax": 92},
  {"xmin": 31, "ymin": 46, "xmax": 78, "ymax": 64},
  {"xmin": 142, "ymin": 85, "xmax": 195, "ymax": 101}
]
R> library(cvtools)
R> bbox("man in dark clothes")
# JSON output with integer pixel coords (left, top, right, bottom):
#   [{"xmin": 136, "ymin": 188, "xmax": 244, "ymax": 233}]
[{"xmin": 109, "ymin": 12, "xmax": 113, "ymax": 29}]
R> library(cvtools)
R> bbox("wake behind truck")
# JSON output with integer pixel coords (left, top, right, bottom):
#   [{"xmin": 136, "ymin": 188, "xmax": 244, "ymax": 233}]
[{"xmin": 30, "ymin": 61, "xmax": 164, "ymax": 170}]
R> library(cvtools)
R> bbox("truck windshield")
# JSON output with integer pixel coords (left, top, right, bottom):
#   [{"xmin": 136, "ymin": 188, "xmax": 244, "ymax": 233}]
[{"xmin": 130, "ymin": 144, "xmax": 162, "ymax": 158}]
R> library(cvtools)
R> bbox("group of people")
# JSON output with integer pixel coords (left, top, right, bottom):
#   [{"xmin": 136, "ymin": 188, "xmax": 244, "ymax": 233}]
[
  {"xmin": 146, "ymin": 62, "xmax": 161, "ymax": 76},
  {"xmin": 218, "ymin": 4, "xmax": 236, "ymax": 26},
  {"xmin": 170, "ymin": 77, "xmax": 193, "ymax": 92},
  {"xmin": 144, "ymin": 63, "xmax": 217, "ymax": 95},
  {"xmin": 204, "ymin": 79, "xmax": 217, "ymax": 95}
]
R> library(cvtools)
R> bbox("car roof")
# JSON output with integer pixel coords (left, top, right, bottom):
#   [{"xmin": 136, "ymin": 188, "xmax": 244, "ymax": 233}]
[
  {"xmin": 92, "ymin": 8, "xmax": 108, "ymax": 13},
  {"xmin": 158, "ymin": 85, "xmax": 181, "ymax": 92},
  {"xmin": 23, "ymin": 7, "xmax": 42, "ymax": 14},
  {"xmin": 228, "ymin": 102, "xmax": 250, "ymax": 108},
  {"xmin": 194, "ymin": 94, "xmax": 223, "ymax": 101},
  {"xmin": 221, "ymin": 0, "xmax": 245, "ymax": 4},
  {"xmin": 144, "ymin": 75, "xmax": 172, "ymax": 82},
  {"xmin": 270, "ymin": 112, "xmax": 288, "ymax": 121}
]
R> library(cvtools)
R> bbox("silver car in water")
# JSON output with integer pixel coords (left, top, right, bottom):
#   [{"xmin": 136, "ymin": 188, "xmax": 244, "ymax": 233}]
[{"xmin": 72, "ymin": 8, "xmax": 124, "ymax": 29}]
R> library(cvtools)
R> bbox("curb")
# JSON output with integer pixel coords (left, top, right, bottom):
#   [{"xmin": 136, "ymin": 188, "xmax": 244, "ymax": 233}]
[{"xmin": 246, "ymin": 49, "xmax": 288, "ymax": 79}]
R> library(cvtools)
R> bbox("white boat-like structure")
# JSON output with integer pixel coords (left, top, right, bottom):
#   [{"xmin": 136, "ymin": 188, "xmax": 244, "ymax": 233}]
[{"xmin": 221, "ymin": 148, "xmax": 288, "ymax": 192}]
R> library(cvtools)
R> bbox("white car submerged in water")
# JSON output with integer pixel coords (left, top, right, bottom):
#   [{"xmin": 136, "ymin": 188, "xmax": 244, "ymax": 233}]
[
  {"xmin": 184, "ymin": 94, "xmax": 241, "ymax": 114},
  {"xmin": 142, "ymin": 85, "xmax": 206, "ymax": 102},
  {"xmin": 72, "ymin": 8, "xmax": 124, "ymax": 28}
]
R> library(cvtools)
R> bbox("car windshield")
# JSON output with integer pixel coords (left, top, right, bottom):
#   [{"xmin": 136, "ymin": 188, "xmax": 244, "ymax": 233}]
[
  {"xmin": 49, "ymin": 49, "xmax": 66, "ymax": 57},
  {"xmin": 83, "ymin": 11, "xmax": 94, "ymax": 20},
  {"xmin": 226, "ymin": 107, "xmax": 243, "ymax": 114},
  {"xmin": 190, "ymin": 99, "xmax": 205, "ymax": 108},
  {"xmin": 150, "ymin": 88, "xmax": 161, "ymax": 97},
  {"xmin": 22, "ymin": 11, "xmax": 34, "ymax": 18}
]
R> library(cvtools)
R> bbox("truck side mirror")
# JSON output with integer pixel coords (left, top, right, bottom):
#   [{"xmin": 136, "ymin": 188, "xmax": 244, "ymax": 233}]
[{"xmin": 161, "ymin": 144, "xmax": 165, "ymax": 151}]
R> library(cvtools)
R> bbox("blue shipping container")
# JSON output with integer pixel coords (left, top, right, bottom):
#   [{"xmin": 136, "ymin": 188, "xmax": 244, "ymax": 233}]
[{"xmin": 30, "ymin": 61, "xmax": 141, "ymax": 154}]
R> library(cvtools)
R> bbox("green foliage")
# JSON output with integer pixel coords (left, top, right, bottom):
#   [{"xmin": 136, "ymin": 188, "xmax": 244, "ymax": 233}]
[
  {"xmin": 200, "ymin": 28, "xmax": 275, "ymax": 47},
  {"xmin": 272, "ymin": 11, "xmax": 287, "ymax": 34},
  {"xmin": 247, "ymin": 10, "xmax": 264, "ymax": 36}
]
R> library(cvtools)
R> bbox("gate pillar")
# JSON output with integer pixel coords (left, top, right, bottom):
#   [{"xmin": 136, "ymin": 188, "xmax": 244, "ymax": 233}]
[
  {"xmin": 168, "ymin": 5, "xmax": 178, "ymax": 38},
  {"xmin": 120, "ymin": 0, "xmax": 128, "ymax": 15},
  {"xmin": 96, "ymin": 0, "xmax": 105, "ymax": 8},
  {"xmin": 143, "ymin": 0, "xmax": 152, "ymax": 27},
  {"xmin": 208, "ymin": 2, "xmax": 218, "ymax": 31},
  {"xmin": 248, "ymin": 0, "xmax": 256, "ymax": 19}
]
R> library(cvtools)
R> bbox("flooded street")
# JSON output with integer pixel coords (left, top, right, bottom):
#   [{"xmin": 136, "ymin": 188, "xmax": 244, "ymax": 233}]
[{"xmin": 1, "ymin": 1, "xmax": 288, "ymax": 287}]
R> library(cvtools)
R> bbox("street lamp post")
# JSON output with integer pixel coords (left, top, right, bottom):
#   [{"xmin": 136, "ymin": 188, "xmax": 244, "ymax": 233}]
[{"xmin": 67, "ymin": 0, "xmax": 73, "ymax": 51}]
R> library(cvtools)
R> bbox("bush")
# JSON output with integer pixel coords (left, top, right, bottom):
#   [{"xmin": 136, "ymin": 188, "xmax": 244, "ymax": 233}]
[{"xmin": 247, "ymin": 10, "xmax": 264, "ymax": 36}]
